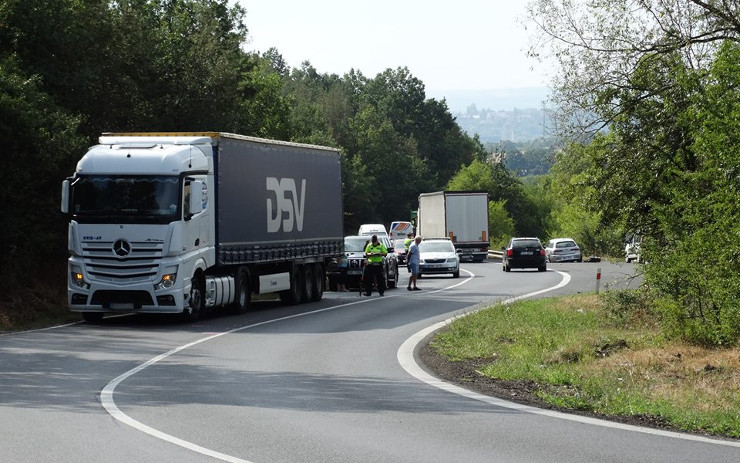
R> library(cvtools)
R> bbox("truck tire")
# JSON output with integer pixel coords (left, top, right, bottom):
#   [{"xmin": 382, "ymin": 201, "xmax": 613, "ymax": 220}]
[
  {"xmin": 82, "ymin": 312, "xmax": 104, "ymax": 323},
  {"xmin": 301, "ymin": 265, "xmax": 313, "ymax": 303},
  {"xmin": 182, "ymin": 274, "xmax": 205, "ymax": 322},
  {"xmin": 229, "ymin": 268, "xmax": 251, "ymax": 314},
  {"xmin": 280, "ymin": 266, "xmax": 302, "ymax": 305},
  {"xmin": 310, "ymin": 263, "xmax": 324, "ymax": 302}
]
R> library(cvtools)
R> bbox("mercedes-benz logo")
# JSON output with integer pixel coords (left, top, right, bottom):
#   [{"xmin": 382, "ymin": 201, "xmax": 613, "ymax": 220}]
[{"xmin": 112, "ymin": 239, "xmax": 132, "ymax": 258}]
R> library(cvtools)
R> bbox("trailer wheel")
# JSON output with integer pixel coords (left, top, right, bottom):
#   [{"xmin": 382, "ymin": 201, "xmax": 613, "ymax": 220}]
[
  {"xmin": 310, "ymin": 263, "xmax": 324, "ymax": 302},
  {"xmin": 301, "ymin": 265, "xmax": 313, "ymax": 303},
  {"xmin": 229, "ymin": 268, "xmax": 251, "ymax": 314},
  {"xmin": 182, "ymin": 274, "xmax": 205, "ymax": 322},
  {"xmin": 280, "ymin": 266, "xmax": 302, "ymax": 305}
]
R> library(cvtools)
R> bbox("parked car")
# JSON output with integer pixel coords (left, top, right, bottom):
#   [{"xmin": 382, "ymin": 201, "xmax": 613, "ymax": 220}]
[
  {"xmin": 544, "ymin": 238, "xmax": 583, "ymax": 263},
  {"xmin": 392, "ymin": 238, "xmax": 408, "ymax": 264},
  {"xmin": 502, "ymin": 237, "xmax": 547, "ymax": 272},
  {"xmin": 418, "ymin": 238, "xmax": 460, "ymax": 278},
  {"xmin": 327, "ymin": 235, "xmax": 398, "ymax": 290},
  {"xmin": 358, "ymin": 223, "xmax": 388, "ymax": 237}
]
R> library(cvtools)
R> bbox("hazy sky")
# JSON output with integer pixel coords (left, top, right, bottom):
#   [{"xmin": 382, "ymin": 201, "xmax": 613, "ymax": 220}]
[{"xmin": 240, "ymin": 1, "xmax": 550, "ymax": 94}]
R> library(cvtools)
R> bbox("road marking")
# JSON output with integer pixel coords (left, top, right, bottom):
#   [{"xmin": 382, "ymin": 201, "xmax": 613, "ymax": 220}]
[
  {"xmin": 101, "ymin": 271, "xmax": 477, "ymax": 461},
  {"xmin": 397, "ymin": 270, "xmax": 740, "ymax": 448}
]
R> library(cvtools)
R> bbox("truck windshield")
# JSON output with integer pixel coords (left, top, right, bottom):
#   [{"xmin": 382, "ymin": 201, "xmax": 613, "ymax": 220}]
[{"xmin": 72, "ymin": 175, "xmax": 180, "ymax": 224}]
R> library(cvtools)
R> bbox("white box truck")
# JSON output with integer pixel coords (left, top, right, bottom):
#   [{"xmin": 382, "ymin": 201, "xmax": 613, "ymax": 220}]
[
  {"xmin": 417, "ymin": 191, "xmax": 489, "ymax": 262},
  {"xmin": 61, "ymin": 132, "xmax": 343, "ymax": 322}
]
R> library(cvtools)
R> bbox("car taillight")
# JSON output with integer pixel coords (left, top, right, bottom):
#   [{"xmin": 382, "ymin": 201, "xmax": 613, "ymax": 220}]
[
  {"xmin": 540, "ymin": 249, "xmax": 546, "ymax": 256},
  {"xmin": 507, "ymin": 249, "xmax": 513, "ymax": 257}
]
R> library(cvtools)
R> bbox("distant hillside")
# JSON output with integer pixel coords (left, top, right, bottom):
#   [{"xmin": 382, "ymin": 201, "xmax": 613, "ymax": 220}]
[
  {"xmin": 428, "ymin": 87, "xmax": 550, "ymax": 113},
  {"xmin": 454, "ymin": 107, "xmax": 550, "ymax": 143}
]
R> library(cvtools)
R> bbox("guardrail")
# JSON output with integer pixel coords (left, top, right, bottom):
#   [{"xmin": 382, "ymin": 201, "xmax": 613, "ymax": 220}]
[{"xmin": 488, "ymin": 250, "xmax": 503, "ymax": 259}]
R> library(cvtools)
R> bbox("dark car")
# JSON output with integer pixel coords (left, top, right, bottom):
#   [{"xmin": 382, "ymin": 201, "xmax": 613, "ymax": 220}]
[
  {"xmin": 327, "ymin": 235, "xmax": 398, "ymax": 290},
  {"xmin": 502, "ymin": 237, "xmax": 547, "ymax": 272}
]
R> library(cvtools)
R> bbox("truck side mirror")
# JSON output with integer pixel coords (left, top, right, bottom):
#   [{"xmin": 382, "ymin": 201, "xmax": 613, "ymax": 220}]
[
  {"xmin": 188, "ymin": 180, "xmax": 203, "ymax": 215},
  {"xmin": 61, "ymin": 180, "xmax": 70, "ymax": 214}
]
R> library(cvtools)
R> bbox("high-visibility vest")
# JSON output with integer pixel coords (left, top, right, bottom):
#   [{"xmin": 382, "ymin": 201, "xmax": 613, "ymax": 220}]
[
  {"xmin": 365, "ymin": 243, "xmax": 386, "ymax": 264},
  {"xmin": 404, "ymin": 238, "xmax": 413, "ymax": 251}
]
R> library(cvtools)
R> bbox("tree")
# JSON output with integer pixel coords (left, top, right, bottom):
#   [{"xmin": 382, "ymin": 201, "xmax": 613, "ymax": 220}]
[
  {"xmin": 526, "ymin": 0, "xmax": 740, "ymax": 137},
  {"xmin": 0, "ymin": 57, "xmax": 87, "ymax": 290}
]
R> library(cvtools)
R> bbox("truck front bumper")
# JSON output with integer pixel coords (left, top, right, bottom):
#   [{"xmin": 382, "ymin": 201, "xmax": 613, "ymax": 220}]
[{"xmin": 68, "ymin": 280, "xmax": 188, "ymax": 314}]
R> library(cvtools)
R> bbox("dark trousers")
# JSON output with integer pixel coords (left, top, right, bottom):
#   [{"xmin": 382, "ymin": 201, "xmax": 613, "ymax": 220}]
[{"xmin": 363, "ymin": 264, "xmax": 386, "ymax": 295}]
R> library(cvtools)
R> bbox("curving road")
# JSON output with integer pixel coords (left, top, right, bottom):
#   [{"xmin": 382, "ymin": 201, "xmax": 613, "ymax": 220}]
[{"xmin": 2, "ymin": 260, "xmax": 738, "ymax": 462}]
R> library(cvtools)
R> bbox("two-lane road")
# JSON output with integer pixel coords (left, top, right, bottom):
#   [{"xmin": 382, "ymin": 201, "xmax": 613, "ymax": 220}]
[{"xmin": 2, "ymin": 260, "xmax": 737, "ymax": 462}]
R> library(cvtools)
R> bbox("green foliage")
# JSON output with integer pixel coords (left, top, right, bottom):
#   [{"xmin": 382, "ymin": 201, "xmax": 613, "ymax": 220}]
[
  {"xmin": 0, "ymin": 56, "xmax": 87, "ymax": 290},
  {"xmin": 446, "ymin": 158, "xmax": 550, "ymax": 238},
  {"xmin": 488, "ymin": 200, "xmax": 515, "ymax": 248}
]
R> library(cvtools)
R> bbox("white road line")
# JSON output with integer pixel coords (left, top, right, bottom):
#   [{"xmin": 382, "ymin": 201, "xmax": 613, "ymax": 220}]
[
  {"xmin": 397, "ymin": 270, "xmax": 740, "ymax": 448},
  {"xmin": 100, "ymin": 271, "xmax": 477, "ymax": 461}
]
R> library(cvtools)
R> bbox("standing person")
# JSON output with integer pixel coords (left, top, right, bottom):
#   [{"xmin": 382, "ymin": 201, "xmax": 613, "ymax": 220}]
[
  {"xmin": 404, "ymin": 232, "xmax": 414, "ymax": 272},
  {"xmin": 407, "ymin": 236, "xmax": 422, "ymax": 291},
  {"xmin": 363, "ymin": 235, "xmax": 387, "ymax": 296}
]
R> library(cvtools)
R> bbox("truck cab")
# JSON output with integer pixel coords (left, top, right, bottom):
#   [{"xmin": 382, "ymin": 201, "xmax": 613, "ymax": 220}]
[{"xmin": 61, "ymin": 135, "xmax": 215, "ymax": 321}]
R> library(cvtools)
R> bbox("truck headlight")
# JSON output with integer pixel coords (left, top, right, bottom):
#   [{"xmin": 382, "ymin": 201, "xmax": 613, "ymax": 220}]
[
  {"xmin": 155, "ymin": 269, "xmax": 178, "ymax": 290},
  {"xmin": 70, "ymin": 265, "xmax": 86, "ymax": 288}
]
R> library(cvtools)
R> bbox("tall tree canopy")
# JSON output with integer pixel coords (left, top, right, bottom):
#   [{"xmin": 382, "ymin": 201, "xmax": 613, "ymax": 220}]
[{"xmin": 528, "ymin": 0, "xmax": 740, "ymax": 344}]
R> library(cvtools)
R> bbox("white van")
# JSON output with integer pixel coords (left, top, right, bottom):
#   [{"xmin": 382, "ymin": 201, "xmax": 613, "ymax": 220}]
[
  {"xmin": 389, "ymin": 221, "xmax": 413, "ymax": 241},
  {"xmin": 358, "ymin": 223, "xmax": 388, "ymax": 237}
]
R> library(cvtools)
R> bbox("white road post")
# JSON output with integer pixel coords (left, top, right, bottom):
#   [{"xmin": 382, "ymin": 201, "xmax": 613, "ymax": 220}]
[{"xmin": 596, "ymin": 267, "xmax": 602, "ymax": 294}]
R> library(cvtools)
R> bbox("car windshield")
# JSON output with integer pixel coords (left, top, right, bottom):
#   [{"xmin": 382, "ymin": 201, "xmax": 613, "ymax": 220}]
[
  {"xmin": 419, "ymin": 241, "xmax": 455, "ymax": 253},
  {"xmin": 344, "ymin": 238, "xmax": 369, "ymax": 252},
  {"xmin": 556, "ymin": 241, "xmax": 577, "ymax": 248},
  {"xmin": 512, "ymin": 239, "xmax": 541, "ymax": 249}
]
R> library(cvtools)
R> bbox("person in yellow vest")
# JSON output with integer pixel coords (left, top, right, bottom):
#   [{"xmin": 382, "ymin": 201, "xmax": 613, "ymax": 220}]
[{"xmin": 363, "ymin": 234, "xmax": 387, "ymax": 296}]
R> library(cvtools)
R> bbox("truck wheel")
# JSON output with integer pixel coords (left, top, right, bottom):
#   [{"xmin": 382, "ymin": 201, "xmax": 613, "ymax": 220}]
[
  {"xmin": 82, "ymin": 312, "xmax": 104, "ymax": 323},
  {"xmin": 182, "ymin": 274, "xmax": 205, "ymax": 322},
  {"xmin": 301, "ymin": 265, "xmax": 313, "ymax": 303},
  {"xmin": 310, "ymin": 263, "xmax": 324, "ymax": 301},
  {"xmin": 229, "ymin": 268, "xmax": 251, "ymax": 314},
  {"xmin": 280, "ymin": 267, "xmax": 302, "ymax": 305}
]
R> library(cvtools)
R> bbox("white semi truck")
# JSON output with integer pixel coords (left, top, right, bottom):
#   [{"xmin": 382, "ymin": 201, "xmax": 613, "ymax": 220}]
[
  {"xmin": 417, "ymin": 191, "xmax": 489, "ymax": 262},
  {"xmin": 61, "ymin": 132, "xmax": 344, "ymax": 322}
]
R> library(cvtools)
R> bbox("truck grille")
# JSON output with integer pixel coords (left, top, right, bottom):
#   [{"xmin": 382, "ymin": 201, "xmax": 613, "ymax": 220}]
[{"xmin": 82, "ymin": 240, "xmax": 163, "ymax": 283}]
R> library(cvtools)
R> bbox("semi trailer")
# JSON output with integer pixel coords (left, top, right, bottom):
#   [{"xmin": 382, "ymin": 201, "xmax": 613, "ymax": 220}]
[{"xmin": 416, "ymin": 191, "xmax": 489, "ymax": 262}]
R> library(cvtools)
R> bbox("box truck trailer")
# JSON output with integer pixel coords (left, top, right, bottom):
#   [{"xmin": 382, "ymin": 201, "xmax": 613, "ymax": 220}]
[
  {"xmin": 61, "ymin": 132, "xmax": 343, "ymax": 322},
  {"xmin": 416, "ymin": 191, "xmax": 489, "ymax": 262}
]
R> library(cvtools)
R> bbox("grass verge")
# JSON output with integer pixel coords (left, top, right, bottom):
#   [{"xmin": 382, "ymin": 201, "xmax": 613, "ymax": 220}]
[{"xmin": 429, "ymin": 292, "xmax": 740, "ymax": 438}]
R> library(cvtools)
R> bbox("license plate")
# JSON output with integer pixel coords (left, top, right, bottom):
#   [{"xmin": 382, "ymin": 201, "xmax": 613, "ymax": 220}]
[
  {"xmin": 109, "ymin": 303, "xmax": 134, "ymax": 310},
  {"xmin": 347, "ymin": 270, "xmax": 362, "ymax": 275},
  {"xmin": 427, "ymin": 263, "xmax": 443, "ymax": 268},
  {"xmin": 520, "ymin": 251, "xmax": 533, "ymax": 255}
]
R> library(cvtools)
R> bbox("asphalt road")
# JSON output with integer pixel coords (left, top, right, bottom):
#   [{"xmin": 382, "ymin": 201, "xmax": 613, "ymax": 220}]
[{"xmin": 2, "ymin": 260, "xmax": 738, "ymax": 462}]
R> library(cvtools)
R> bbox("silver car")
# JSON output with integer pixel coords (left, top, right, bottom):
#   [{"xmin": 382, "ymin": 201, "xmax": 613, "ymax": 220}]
[
  {"xmin": 418, "ymin": 239, "xmax": 460, "ymax": 278},
  {"xmin": 544, "ymin": 238, "xmax": 583, "ymax": 263}
]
